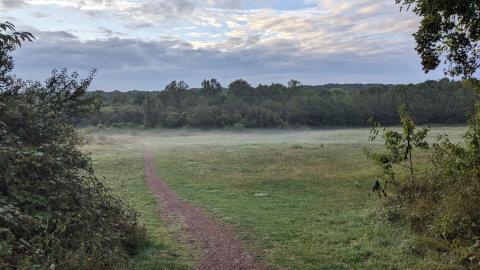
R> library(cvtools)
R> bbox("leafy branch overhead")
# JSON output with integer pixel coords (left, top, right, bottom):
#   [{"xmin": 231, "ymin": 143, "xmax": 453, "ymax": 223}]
[
  {"xmin": 396, "ymin": 0, "xmax": 480, "ymax": 78},
  {"xmin": 0, "ymin": 21, "xmax": 34, "ymax": 47}
]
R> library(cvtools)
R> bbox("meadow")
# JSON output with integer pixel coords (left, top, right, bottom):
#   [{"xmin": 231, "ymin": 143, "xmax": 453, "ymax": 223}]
[{"xmin": 82, "ymin": 127, "xmax": 467, "ymax": 269}]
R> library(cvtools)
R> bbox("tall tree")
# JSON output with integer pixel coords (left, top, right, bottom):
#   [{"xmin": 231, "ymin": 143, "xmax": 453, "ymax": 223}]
[
  {"xmin": 228, "ymin": 79, "xmax": 254, "ymax": 98},
  {"xmin": 287, "ymin": 79, "xmax": 302, "ymax": 89},
  {"xmin": 200, "ymin": 78, "xmax": 222, "ymax": 96},
  {"xmin": 396, "ymin": 0, "xmax": 480, "ymax": 78},
  {"xmin": 164, "ymin": 80, "xmax": 189, "ymax": 108},
  {"xmin": 143, "ymin": 94, "xmax": 161, "ymax": 127},
  {"xmin": 397, "ymin": 0, "xmax": 480, "ymax": 174}
]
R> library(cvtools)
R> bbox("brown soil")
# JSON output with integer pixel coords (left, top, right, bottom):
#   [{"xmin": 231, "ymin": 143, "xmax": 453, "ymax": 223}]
[{"xmin": 143, "ymin": 151, "xmax": 263, "ymax": 270}]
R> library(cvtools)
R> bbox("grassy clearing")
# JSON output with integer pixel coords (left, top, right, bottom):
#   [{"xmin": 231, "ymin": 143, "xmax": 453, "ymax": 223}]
[
  {"xmin": 154, "ymin": 144, "xmax": 425, "ymax": 269},
  {"xmin": 82, "ymin": 127, "xmax": 467, "ymax": 269},
  {"xmin": 83, "ymin": 143, "xmax": 193, "ymax": 270}
]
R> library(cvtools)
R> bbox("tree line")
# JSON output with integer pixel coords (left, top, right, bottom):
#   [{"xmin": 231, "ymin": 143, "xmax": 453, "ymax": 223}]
[{"xmin": 86, "ymin": 78, "xmax": 474, "ymax": 128}]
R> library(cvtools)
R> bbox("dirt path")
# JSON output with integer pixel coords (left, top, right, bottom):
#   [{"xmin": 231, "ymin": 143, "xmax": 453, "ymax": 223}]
[{"xmin": 143, "ymin": 151, "xmax": 262, "ymax": 270}]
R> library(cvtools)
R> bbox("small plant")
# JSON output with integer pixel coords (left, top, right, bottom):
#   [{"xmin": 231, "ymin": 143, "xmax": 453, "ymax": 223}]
[{"xmin": 368, "ymin": 90, "xmax": 430, "ymax": 195}]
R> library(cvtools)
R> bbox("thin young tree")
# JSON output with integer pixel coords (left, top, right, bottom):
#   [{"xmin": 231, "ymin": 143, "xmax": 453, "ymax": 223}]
[{"xmin": 396, "ymin": 0, "xmax": 480, "ymax": 178}]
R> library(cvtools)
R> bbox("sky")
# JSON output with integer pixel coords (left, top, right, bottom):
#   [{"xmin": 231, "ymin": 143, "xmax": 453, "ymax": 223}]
[{"xmin": 0, "ymin": 0, "xmax": 446, "ymax": 90}]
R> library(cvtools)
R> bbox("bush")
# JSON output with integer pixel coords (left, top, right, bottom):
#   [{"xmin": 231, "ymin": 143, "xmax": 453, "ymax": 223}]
[
  {"xmin": 0, "ymin": 25, "xmax": 147, "ymax": 269},
  {"xmin": 369, "ymin": 96, "xmax": 480, "ymax": 266}
]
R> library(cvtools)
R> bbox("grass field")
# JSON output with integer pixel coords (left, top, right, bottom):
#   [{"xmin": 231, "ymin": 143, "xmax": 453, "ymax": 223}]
[
  {"xmin": 84, "ymin": 142, "xmax": 192, "ymax": 270},
  {"xmin": 82, "ymin": 127, "xmax": 467, "ymax": 269}
]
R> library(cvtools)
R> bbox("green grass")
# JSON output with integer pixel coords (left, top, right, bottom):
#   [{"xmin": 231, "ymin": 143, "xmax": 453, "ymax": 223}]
[
  {"xmin": 83, "ymin": 143, "xmax": 193, "ymax": 270},
  {"xmin": 153, "ymin": 144, "xmax": 422, "ymax": 269},
  {"xmin": 82, "ymin": 127, "xmax": 467, "ymax": 269}
]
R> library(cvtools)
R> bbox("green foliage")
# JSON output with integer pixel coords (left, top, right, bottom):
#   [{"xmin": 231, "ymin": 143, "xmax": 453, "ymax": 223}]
[
  {"xmin": 0, "ymin": 21, "xmax": 34, "ymax": 48},
  {"xmin": 143, "ymin": 94, "xmax": 162, "ymax": 128},
  {"xmin": 87, "ymin": 78, "xmax": 474, "ymax": 129},
  {"xmin": 200, "ymin": 78, "xmax": 222, "ymax": 96},
  {"xmin": 287, "ymin": 79, "xmax": 302, "ymax": 89},
  {"xmin": 379, "ymin": 2, "xmax": 480, "ymax": 266},
  {"xmin": 369, "ymin": 102, "xmax": 430, "ymax": 188},
  {"xmin": 369, "ymin": 94, "xmax": 480, "ymax": 267},
  {"xmin": 0, "ymin": 21, "xmax": 33, "ymax": 91},
  {"xmin": 0, "ymin": 23, "xmax": 146, "ymax": 269},
  {"xmin": 396, "ymin": 0, "xmax": 480, "ymax": 77},
  {"xmin": 228, "ymin": 79, "xmax": 254, "ymax": 98}
]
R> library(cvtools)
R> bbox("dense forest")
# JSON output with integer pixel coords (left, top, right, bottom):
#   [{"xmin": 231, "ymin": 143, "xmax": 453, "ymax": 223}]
[{"xmin": 87, "ymin": 78, "xmax": 473, "ymax": 128}]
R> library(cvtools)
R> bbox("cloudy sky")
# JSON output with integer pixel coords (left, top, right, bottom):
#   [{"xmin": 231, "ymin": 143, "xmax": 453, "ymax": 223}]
[{"xmin": 1, "ymin": 0, "xmax": 444, "ymax": 90}]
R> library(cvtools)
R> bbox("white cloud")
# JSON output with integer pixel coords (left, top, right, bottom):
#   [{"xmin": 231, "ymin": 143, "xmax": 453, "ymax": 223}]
[
  {"xmin": 13, "ymin": 30, "xmax": 441, "ymax": 90},
  {"xmin": 0, "ymin": 0, "xmax": 28, "ymax": 8},
  {"xmin": 189, "ymin": 2, "xmax": 418, "ymax": 57},
  {"xmin": 15, "ymin": 0, "xmax": 419, "ymax": 57},
  {"xmin": 4, "ymin": 0, "xmax": 440, "ymax": 89}
]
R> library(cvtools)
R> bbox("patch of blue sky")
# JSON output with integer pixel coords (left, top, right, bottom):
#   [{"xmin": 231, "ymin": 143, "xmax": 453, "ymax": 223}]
[{"xmin": 242, "ymin": 0, "xmax": 315, "ymax": 10}]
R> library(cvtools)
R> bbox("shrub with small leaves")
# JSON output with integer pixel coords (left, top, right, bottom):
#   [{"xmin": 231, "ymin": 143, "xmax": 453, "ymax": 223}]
[
  {"xmin": 368, "ymin": 86, "xmax": 480, "ymax": 266},
  {"xmin": 0, "ymin": 22, "xmax": 146, "ymax": 269}
]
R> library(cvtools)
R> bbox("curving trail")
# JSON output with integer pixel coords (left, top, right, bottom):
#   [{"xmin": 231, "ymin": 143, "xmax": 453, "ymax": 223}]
[{"xmin": 143, "ymin": 151, "xmax": 262, "ymax": 270}]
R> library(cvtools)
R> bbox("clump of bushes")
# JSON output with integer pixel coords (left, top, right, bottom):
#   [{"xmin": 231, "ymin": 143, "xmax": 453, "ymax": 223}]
[
  {"xmin": 0, "ymin": 23, "xmax": 146, "ymax": 269},
  {"xmin": 369, "ymin": 91, "xmax": 480, "ymax": 266}
]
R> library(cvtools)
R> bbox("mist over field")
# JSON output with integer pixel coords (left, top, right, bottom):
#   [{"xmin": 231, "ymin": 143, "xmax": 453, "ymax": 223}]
[
  {"xmin": 80, "ymin": 126, "xmax": 468, "ymax": 269},
  {"xmin": 82, "ymin": 126, "xmax": 467, "ymax": 147}
]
